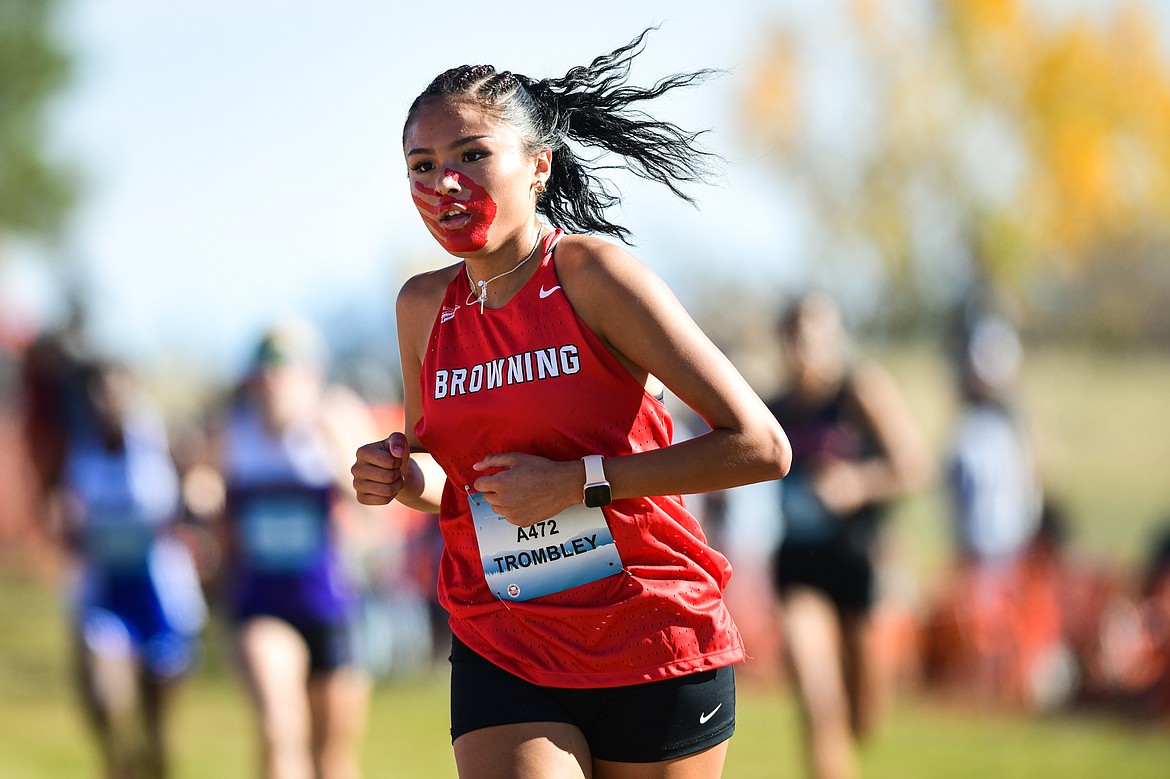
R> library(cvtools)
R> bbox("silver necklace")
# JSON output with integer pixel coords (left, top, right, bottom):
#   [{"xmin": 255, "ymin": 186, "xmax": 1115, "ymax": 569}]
[{"xmin": 464, "ymin": 225, "xmax": 543, "ymax": 313}]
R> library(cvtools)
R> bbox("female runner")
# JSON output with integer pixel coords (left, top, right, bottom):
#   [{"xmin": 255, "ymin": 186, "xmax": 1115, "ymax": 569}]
[{"xmin": 352, "ymin": 29, "xmax": 791, "ymax": 779}]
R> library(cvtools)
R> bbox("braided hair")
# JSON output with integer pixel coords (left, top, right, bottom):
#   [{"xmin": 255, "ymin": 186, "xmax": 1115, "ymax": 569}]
[{"xmin": 403, "ymin": 27, "xmax": 719, "ymax": 243}]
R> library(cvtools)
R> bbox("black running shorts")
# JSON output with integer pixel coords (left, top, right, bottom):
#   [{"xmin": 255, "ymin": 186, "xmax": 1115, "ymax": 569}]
[{"xmin": 449, "ymin": 634, "xmax": 736, "ymax": 763}]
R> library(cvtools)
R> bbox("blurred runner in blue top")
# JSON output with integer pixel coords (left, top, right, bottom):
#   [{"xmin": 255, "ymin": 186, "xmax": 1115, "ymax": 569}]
[{"xmin": 58, "ymin": 359, "xmax": 206, "ymax": 779}]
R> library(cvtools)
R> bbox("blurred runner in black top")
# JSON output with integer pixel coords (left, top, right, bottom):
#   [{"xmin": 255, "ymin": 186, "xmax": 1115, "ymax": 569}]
[{"xmin": 766, "ymin": 293, "xmax": 930, "ymax": 779}]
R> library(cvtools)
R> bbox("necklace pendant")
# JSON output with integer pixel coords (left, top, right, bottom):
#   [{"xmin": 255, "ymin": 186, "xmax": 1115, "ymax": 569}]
[{"xmin": 464, "ymin": 223, "xmax": 543, "ymax": 315}]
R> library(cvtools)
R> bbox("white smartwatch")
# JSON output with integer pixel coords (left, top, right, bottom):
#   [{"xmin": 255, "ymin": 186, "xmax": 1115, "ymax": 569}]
[{"xmin": 582, "ymin": 455, "xmax": 612, "ymax": 508}]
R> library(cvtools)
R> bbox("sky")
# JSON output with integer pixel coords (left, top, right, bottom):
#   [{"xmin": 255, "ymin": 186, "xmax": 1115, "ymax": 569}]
[
  {"xmin": 3, "ymin": 0, "xmax": 829, "ymax": 381},
  {"xmin": 1, "ymin": 0, "xmax": 1159, "ymax": 383}
]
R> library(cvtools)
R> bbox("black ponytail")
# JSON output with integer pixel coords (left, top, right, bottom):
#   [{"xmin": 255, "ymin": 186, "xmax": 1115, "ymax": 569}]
[{"xmin": 405, "ymin": 27, "xmax": 720, "ymax": 243}]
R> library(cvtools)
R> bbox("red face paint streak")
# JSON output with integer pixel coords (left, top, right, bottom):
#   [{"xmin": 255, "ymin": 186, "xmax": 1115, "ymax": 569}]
[{"xmin": 411, "ymin": 170, "xmax": 497, "ymax": 253}]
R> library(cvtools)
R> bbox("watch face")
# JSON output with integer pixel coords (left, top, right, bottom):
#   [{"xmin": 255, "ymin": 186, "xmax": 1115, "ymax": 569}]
[{"xmin": 583, "ymin": 483, "xmax": 612, "ymax": 508}]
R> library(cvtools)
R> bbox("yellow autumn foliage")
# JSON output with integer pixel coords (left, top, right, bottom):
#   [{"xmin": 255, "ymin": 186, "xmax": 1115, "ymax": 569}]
[{"xmin": 742, "ymin": 0, "xmax": 1170, "ymax": 289}]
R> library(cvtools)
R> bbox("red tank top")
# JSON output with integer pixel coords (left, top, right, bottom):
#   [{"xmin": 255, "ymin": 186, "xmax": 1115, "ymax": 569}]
[{"xmin": 416, "ymin": 229, "xmax": 744, "ymax": 687}]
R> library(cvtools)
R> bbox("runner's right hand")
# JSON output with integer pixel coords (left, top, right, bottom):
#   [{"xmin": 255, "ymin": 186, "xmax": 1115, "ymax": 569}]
[{"xmin": 352, "ymin": 432, "xmax": 412, "ymax": 505}]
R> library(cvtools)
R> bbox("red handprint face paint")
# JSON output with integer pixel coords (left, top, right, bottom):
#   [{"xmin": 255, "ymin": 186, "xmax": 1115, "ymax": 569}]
[{"xmin": 412, "ymin": 170, "xmax": 497, "ymax": 254}]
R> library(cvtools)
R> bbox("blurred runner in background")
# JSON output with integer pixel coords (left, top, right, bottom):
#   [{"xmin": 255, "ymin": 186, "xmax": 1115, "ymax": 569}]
[
  {"xmin": 204, "ymin": 319, "xmax": 379, "ymax": 779},
  {"xmin": 51, "ymin": 358, "xmax": 206, "ymax": 778},
  {"xmin": 921, "ymin": 304, "xmax": 1054, "ymax": 709},
  {"xmin": 765, "ymin": 292, "xmax": 931, "ymax": 779}
]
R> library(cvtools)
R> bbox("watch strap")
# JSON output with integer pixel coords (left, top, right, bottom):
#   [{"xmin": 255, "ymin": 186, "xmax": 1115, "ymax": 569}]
[{"xmin": 583, "ymin": 454, "xmax": 605, "ymax": 485}]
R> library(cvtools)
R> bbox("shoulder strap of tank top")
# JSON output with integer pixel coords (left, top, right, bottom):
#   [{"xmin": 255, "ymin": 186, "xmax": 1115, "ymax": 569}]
[{"xmin": 543, "ymin": 227, "xmax": 565, "ymax": 259}]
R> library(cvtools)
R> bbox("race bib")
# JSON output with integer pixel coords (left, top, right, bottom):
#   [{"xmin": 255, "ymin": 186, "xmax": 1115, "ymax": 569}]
[
  {"xmin": 779, "ymin": 470, "xmax": 839, "ymax": 544},
  {"xmin": 468, "ymin": 491, "xmax": 623, "ymax": 602},
  {"xmin": 238, "ymin": 493, "xmax": 326, "ymax": 572},
  {"xmin": 85, "ymin": 509, "xmax": 155, "ymax": 571}
]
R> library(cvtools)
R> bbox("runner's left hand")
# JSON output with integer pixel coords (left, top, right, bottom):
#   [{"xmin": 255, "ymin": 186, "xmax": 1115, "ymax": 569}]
[{"xmin": 472, "ymin": 453, "xmax": 581, "ymax": 526}]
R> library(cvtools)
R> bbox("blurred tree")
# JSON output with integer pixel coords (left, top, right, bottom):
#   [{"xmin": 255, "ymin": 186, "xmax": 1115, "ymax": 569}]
[
  {"xmin": 0, "ymin": 0, "xmax": 75, "ymax": 248},
  {"xmin": 742, "ymin": 0, "xmax": 1170, "ymax": 343}
]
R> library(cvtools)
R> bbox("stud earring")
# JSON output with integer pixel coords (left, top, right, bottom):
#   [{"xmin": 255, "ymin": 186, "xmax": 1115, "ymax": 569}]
[{"xmin": 534, "ymin": 181, "xmax": 546, "ymax": 194}]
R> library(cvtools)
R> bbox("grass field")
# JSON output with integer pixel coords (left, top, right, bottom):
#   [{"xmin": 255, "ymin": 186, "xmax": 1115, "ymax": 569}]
[
  {"xmin": 3, "ymin": 343, "xmax": 1170, "ymax": 777},
  {"xmin": 2, "ymin": 572, "xmax": 1169, "ymax": 778}
]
